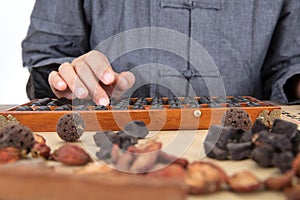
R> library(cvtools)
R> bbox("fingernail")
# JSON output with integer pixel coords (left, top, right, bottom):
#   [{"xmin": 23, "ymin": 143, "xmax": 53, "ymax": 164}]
[
  {"xmin": 57, "ymin": 82, "xmax": 65, "ymax": 89},
  {"xmin": 118, "ymin": 77, "xmax": 128, "ymax": 88},
  {"xmin": 103, "ymin": 72, "xmax": 114, "ymax": 84},
  {"xmin": 77, "ymin": 87, "xmax": 87, "ymax": 98},
  {"xmin": 98, "ymin": 98, "xmax": 109, "ymax": 106}
]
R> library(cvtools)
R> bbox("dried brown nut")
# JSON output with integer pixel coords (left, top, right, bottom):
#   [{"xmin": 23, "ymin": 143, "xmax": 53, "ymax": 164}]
[
  {"xmin": 284, "ymin": 184, "xmax": 300, "ymax": 200},
  {"xmin": 0, "ymin": 124, "xmax": 34, "ymax": 154},
  {"xmin": 185, "ymin": 161, "xmax": 227, "ymax": 194},
  {"xmin": 56, "ymin": 113, "xmax": 85, "ymax": 142},
  {"xmin": 52, "ymin": 144, "xmax": 92, "ymax": 166},
  {"xmin": 227, "ymin": 171, "xmax": 262, "ymax": 193},
  {"xmin": 146, "ymin": 164, "xmax": 186, "ymax": 180},
  {"xmin": 0, "ymin": 147, "xmax": 20, "ymax": 164},
  {"xmin": 33, "ymin": 134, "xmax": 46, "ymax": 145},
  {"xmin": 157, "ymin": 151, "xmax": 189, "ymax": 168},
  {"xmin": 265, "ymin": 170, "xmax": 294, "ymax": 190},
  {"xmin": 31, "ymin": 143, "xmax": 51, "ymax": 159}
]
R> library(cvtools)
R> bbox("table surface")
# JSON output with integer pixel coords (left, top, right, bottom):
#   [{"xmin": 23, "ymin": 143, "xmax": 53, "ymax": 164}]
[{"xmin": 0, "ymin": 104, "xmax": 299, "ymax": 200}]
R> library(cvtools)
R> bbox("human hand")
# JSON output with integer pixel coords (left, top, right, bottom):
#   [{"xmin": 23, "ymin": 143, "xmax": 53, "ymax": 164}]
[{"xmin": 48, "ymin": 50, "xmax": 135, "ymax": 105}]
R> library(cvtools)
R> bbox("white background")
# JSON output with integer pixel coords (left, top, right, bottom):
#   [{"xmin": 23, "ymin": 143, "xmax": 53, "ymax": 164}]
[{"xmin": 0, "ymin": 1, "xmax": 35, "ymax": 104}]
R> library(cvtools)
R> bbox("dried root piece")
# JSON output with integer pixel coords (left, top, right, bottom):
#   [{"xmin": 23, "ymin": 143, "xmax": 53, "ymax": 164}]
[
  {"xmin": 265, "ymin": 170, "xmax": 294, "ymax": 190},
  {"xmin": 284, "ymin": 184, "xmax": 300, "ymax": 200},
  {"xmin": 146, "ymin": 164, "xmax": 186, "ymax": 180},
  {"xmin": 129, "ymin": 151, "xmax": 159, "ymax": 173},
  {"xmin": 185, "ymin": 161, "xmax": 227, "ymax": 194},
  {"xmin": 157, "ymin": 151, "xmax": 189, "ymax": 168},
  {"xmin": 0, "ymin": 124, "xmax": 34, "ymax": 155},
  {"xmin": 227, "ymin": 171, "xmax": 262, "ymax": 193},
  {"xmin": 0, "ymin": 147, "xmax": 20, "ymax": 164},
  {"xmin": 52, "ymin": 144, "xmax": 92, "ymax": 166}
]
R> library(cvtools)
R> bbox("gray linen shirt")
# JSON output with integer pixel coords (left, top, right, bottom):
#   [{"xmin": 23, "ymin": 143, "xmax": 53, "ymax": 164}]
[{"xmin": 22, "ymin": 0, "xmax": 300, "ymax": 103}]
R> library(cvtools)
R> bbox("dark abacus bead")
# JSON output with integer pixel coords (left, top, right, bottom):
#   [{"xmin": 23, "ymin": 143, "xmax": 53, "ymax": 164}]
[
  {"xmin": 208, "ymin": 102, "xmax": 221, "ymax": 108},
  {"xmin": 247, "ymin": 102, "xmax": 261, "ymax": 107},
  {"xmin": 74, "ymin": 105, "xmax": 89, "ymax": 111},
  {"xmin": 227, "ymin": 102, "xmax": 241, "ymax": 107},
  {"xmin": 132, "ymin": 104, "xmax": 145, "ymax": 110},
  {"xmin": 188, "ymin": 103, "xmax": 202, "ymax": 108},
  {"xmin": 151, "ymin": 104, "xmax": 163, "ymax": 109},
  {"xmin": 16, "ymin": 106, "xmax": 33, "ymax": 111},
  {"xmin": 54, "ymin": 105, "xmax": 72, "ymax": 111},
  {"xmin": 95, "ymin": 105, "xmax": 109, "ymax": 110},
  {"xmin": 112, "ymin": 106, "xmax": 128, "ymax": 110},
  {"xmin": 169, "ymin": 103, "xmax": 183, "ymax": 109},
  {"xmin": 30, "ymin": 101, "xmax": 42, "ymax": 106},
  {"xmin": 199, "ymin": 96, "xmax": 211, "ymax": 104},
  {"xmin": 167, "ymin": 96, "xmax": 180, "ymax": 104},
  {"xmin": 182, "ymin": 97, "xmax": 196, "ymax": 104},
  {"xmin": 35, "ymin": 106, "xmax": 51, "ymax": 111},
  {"xmin": 215, "ymin": 96, "xmax": 227, "ymax": 103}
]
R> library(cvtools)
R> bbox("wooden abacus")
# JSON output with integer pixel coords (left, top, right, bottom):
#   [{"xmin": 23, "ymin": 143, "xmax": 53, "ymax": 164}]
[{"xmin": 0, "ymin": 96, "xmax": 281, "ymax": 132}]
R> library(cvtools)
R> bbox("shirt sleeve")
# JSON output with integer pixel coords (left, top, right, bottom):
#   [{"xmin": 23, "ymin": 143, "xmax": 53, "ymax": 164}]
[
  {"xmin": 22, "ymin": 0, "xmax": 90, "ymax": 68},
  {"xmin": 262, "ymin": 0, "xmax": 300, "ymax": 104}
]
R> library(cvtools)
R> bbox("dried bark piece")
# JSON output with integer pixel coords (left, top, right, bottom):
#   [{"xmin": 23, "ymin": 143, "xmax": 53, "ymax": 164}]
[
  {"xmin": 251, "ymin": 119, "xmax": 270, "ymax": 134},
  {"xmin": 265, "ymin": 170, "xmax": 294, "ymax": 190},
  {"xmin": 250, "ymin": 145, "xmax": 274, "ymax": 167},
  {"xmin": 0, "ymin": 147, "xmax": 20, "ymax": 164},
  {"xmin": 146, "ymin": 164, "xmax": 186, "ymax": 180},
  {"xmin": 185, "ymin": 161, "xmax": 227, "ymax": 194},
  {"xmin": 272, "ymin": 152, "xmax": 294, "ymax": 173},
  {"xmin": 52, "ymin": 144, "xmax": 92, "ymax": 166},
  {"xmin": 123, "ymin": 120, "xmax": 149, "ymax": 139},
  {"xmin": 226, "ymin": 142, "xmax": 252, "ymax": 160},
  {"xmin": 56, "ymin": 113, "xmax": 85, "ymax": 142},
  {"xmin": 0, "ymin": 124, "xmax": 34, "ymax": 155},
  {"xmin": 271, "ymin": 119, "xmax": 298, "ymax": 139},
  {"xmin": 228, "ymin": 171, "xmax": 262, "ymax": 193}
]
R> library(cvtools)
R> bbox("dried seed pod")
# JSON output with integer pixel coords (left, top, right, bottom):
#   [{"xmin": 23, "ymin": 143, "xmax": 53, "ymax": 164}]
[
  {"xmin": 31, "ymin": 143, "xmax": 51, "ymax": 159},
  {"xmin": 34, "ymin": 134, "xmax": 46, "ymax": 145},
  {"xmin": 52, "ymin": 144, "xmax": 91, "ymax": 166},
  {"xmin": 222, "ymin": 108, "xmax": 252, "ymax": 131},
  {"xmin": 56, "ymin": 113, "xmax": 85, "ymax": 142},
  {"xmin": 146, "ymin": 164, "xmax": 186, "ymax": 180},
  {"xmin": 0, "ymin": 147, "xmax": 20, "ymax": 164},
  {"xmin": 265, "ymin": 170, "xmax": 294, "ymax": 190},
  {"xmin": 227, "ymin": 171, "xmax": 262, "ymax": 193},
  {"xmin": 185, "ymin": 161, "xmax": 227, "ymax": 194},
  {"xmin": 0, "ymin": 124, "xmax": 34, "ymax": 154}
]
